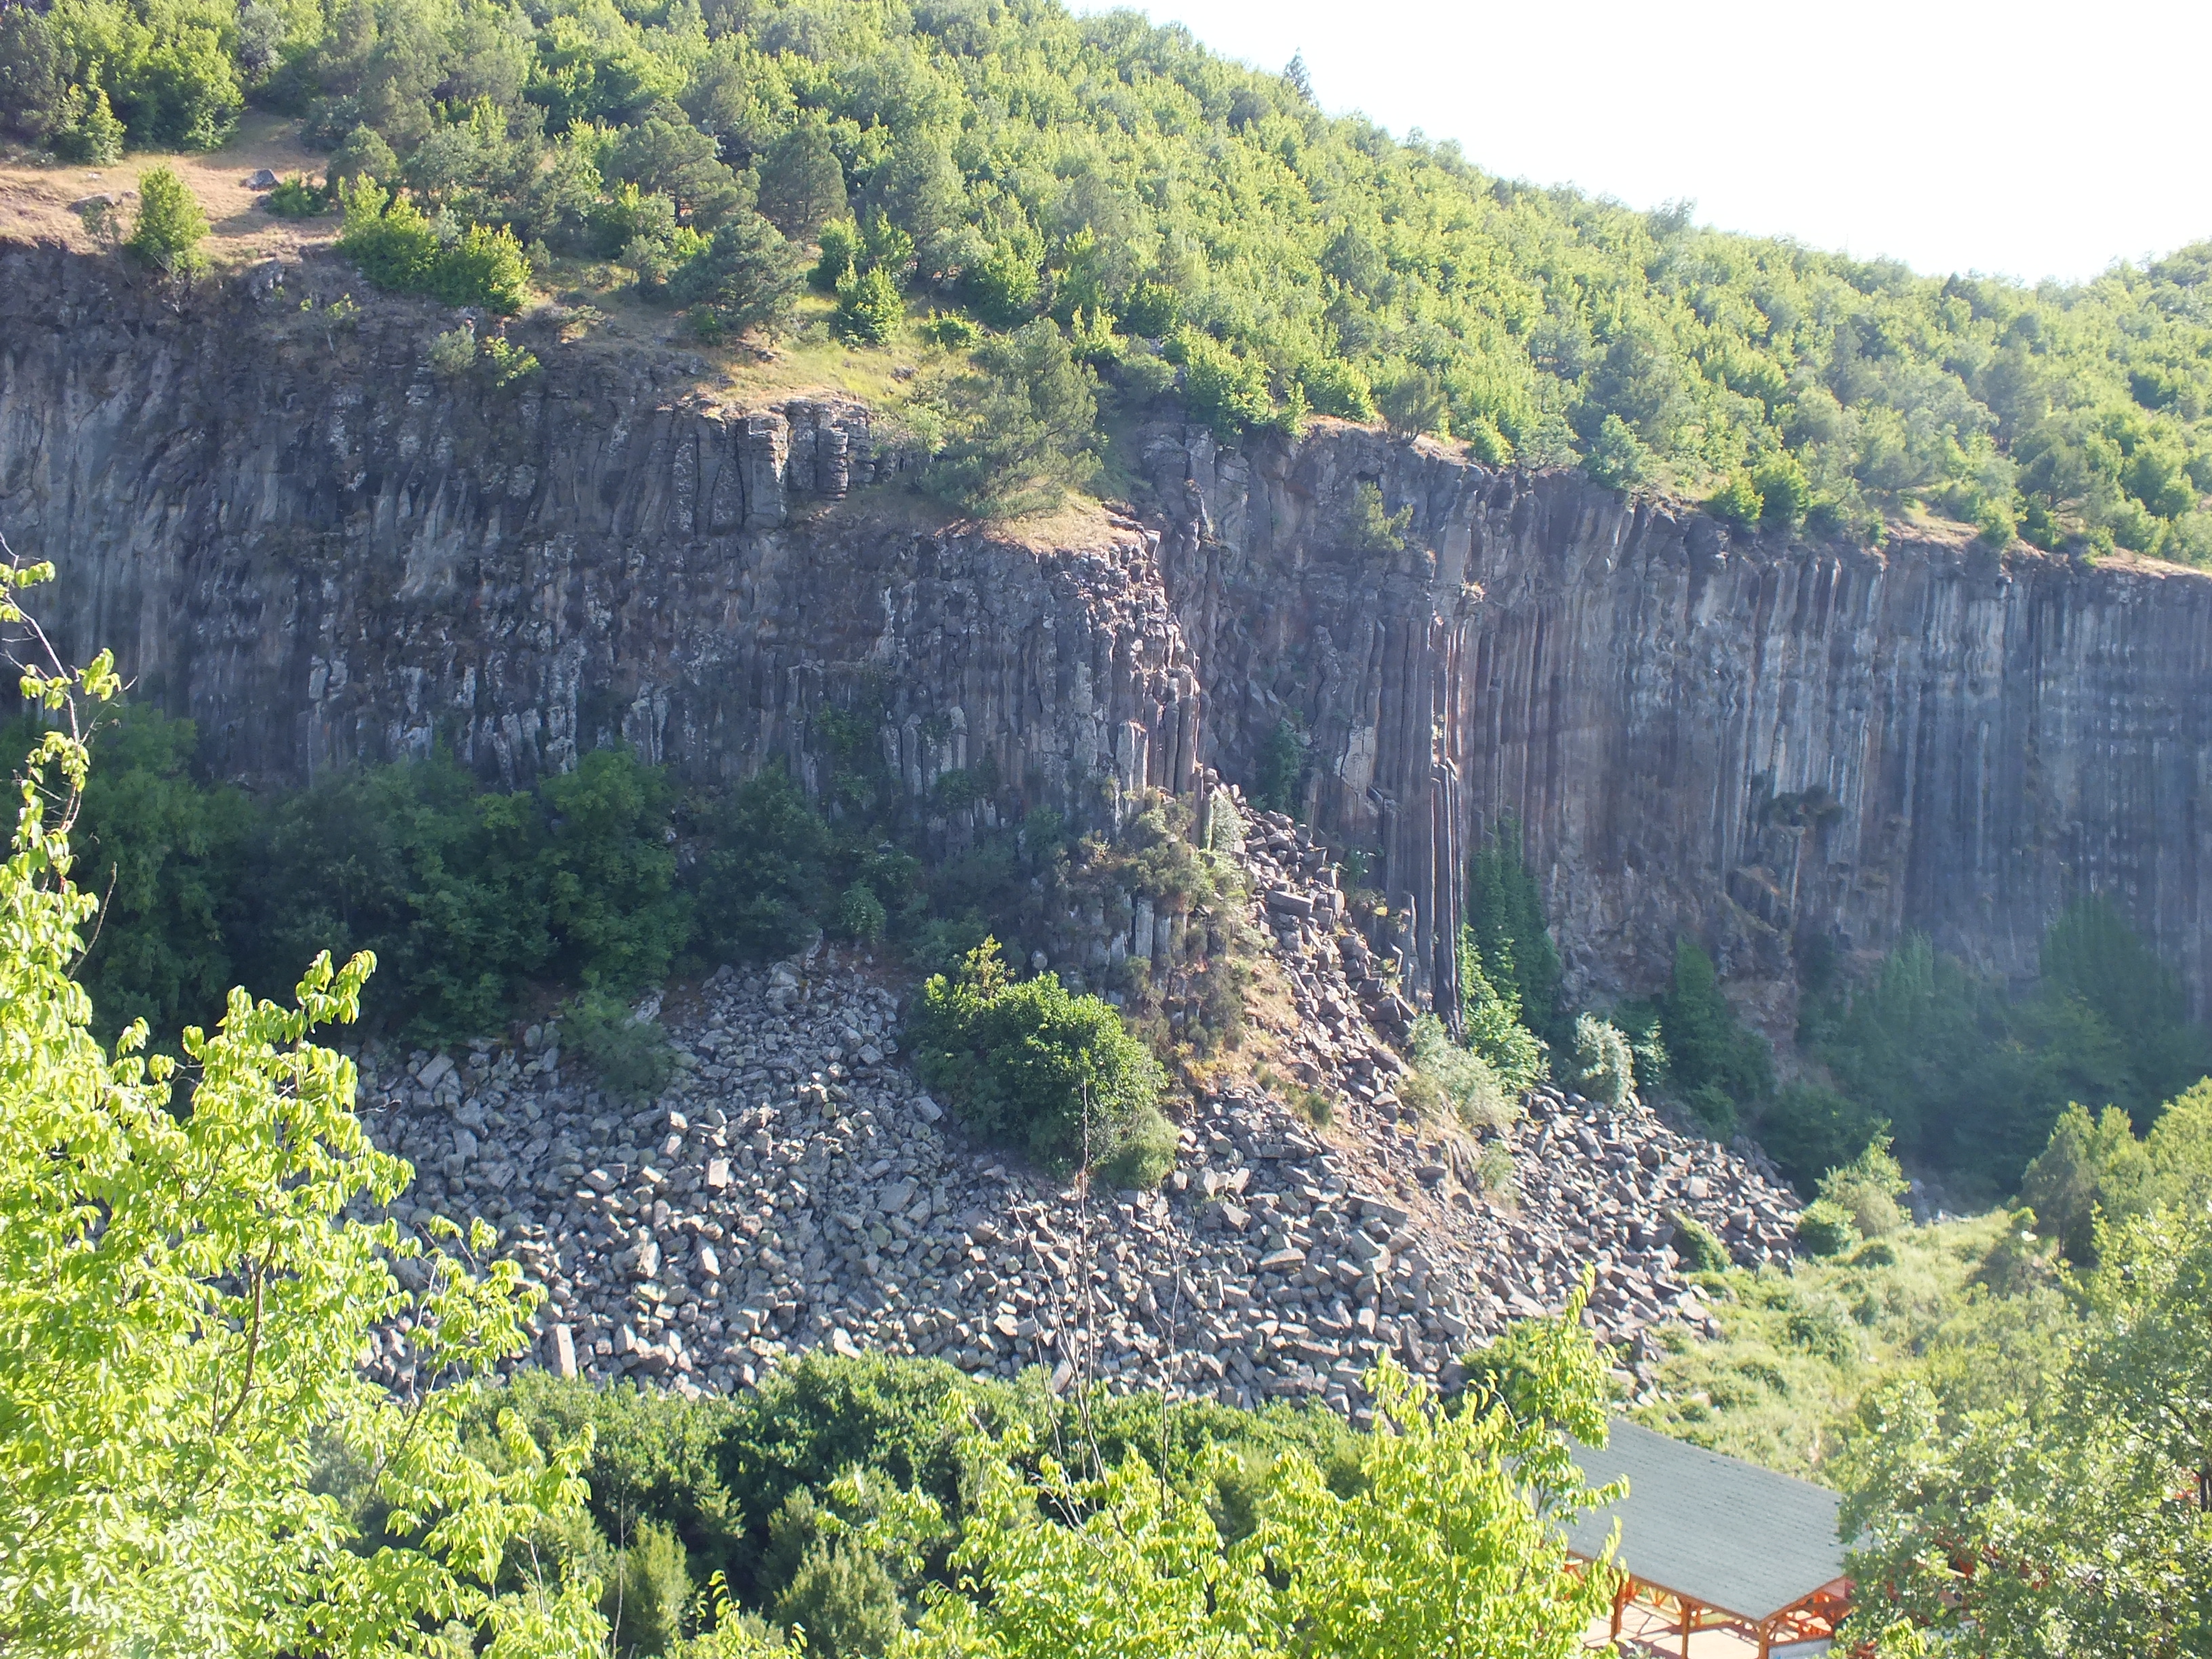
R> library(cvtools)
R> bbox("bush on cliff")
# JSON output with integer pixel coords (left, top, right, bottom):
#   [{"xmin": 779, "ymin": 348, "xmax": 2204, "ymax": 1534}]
[
  {"xmin": 336, "ymin": 180, "xmax": 531, "ymax": 314},
  {"xmin": 922, "ymin": 319, "xmax": 1101, "ymax": 518},
  {"xmin": 909, "ymin": 937, "xmax": 1172, "ymax": 1184},
  {"xmin": 124, "ymin": 165, "xmax": 209, "ymax": 276}
]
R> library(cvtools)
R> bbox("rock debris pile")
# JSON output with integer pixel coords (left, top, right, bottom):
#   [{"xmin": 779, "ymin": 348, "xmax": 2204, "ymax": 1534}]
[{"xmin": 356, "ymin": 816, "xmax": 1801, "ymax": 1414}]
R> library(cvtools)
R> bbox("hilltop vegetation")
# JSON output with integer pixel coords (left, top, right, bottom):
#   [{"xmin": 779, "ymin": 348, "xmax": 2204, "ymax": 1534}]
[{"xmin": 4, "ymin": 0, "xmax": 2211, "ymax": 550}]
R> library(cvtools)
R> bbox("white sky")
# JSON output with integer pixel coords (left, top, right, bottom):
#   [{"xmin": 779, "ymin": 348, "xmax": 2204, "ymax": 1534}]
[{"xmin": 1083, "ymin": 0, "xmax": 2212, "ymax": 286}]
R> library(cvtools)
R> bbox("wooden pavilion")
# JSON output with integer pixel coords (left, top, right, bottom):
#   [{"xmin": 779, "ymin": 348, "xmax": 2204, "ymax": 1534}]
[{"xmin": 1565, "ymin": 1418, "xmax": 1851, "ymax": 1657}]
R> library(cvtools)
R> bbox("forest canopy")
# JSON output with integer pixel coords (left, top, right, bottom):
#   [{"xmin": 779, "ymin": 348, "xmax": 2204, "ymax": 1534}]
[{"xmin": 3, "ymin": 0, "xmax": 2209, "ymax": 554}]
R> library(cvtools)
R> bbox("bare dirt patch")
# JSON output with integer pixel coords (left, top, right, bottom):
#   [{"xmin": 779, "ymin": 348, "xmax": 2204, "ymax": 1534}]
[{"xmin": 0, "ymin": 112, "xmax": 337, "ymax": 266}]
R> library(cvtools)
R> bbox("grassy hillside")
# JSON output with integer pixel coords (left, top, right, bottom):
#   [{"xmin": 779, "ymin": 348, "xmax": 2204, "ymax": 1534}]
[
  {"xmin": 1630, "ymin": 1212, "xmax": 2072, "ymax": 1481},
  {"xmin": 6, "ymin": 0, "xmax": 2210, "ymax": 556}
]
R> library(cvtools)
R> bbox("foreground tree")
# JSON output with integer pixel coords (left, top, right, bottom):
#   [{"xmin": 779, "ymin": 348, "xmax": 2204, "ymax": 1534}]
[
  {"xmin": 1839, "ymin": 1203, "xmax": 2212, "ymax": 1657},
  {"xmin": 912, "ymin": 1286, "xmax": 1622, "ymax": 1658},
  {"xmin": 0, "ymin": 562, "xmax": 606, "ymax": 1654}
]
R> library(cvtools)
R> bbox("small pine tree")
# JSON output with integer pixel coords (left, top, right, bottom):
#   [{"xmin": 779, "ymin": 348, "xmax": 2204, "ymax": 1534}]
[
  {"xmin": 835, "ymin": 264, "xmax": 903, "ymax": 344},
  {"xmin": 605, "ymin": 1520, "xmax": 691, "ymax": 1658}
]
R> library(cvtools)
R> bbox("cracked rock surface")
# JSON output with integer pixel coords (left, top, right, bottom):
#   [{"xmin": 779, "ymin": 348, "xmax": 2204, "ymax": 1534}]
[{"xmin": 356, "ymin": 825, "xmax": 1800, "ymax": 1415}]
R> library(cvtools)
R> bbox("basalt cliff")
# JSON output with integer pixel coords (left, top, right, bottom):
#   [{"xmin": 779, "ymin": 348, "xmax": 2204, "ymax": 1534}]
[{"xmin": 7, "ymin": 243, "xmax": 2212, "ymax": 1026}]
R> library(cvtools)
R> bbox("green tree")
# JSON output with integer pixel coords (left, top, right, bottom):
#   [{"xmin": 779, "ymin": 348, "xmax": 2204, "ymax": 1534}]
[
  {"xmin": 1172, "ymin": 327, "xmax": 1275, "ymax": 436},
  {"xmin": 430, "ymin": 221, "xmax": 533, "ymax": 313},
  {"xmin": 1656, "ymin": 935, "xmax": 1771, "ymax": 1132},
  {"xmin": 0, "ymin": 606, "xmax": 605, "ymax": 1654},
  {"xmin": 326, "ymin": 123, "xmax": 400, "ymax": 190},
  {"xmin": 0, "ymin": 5, "xmax": 62, "ymax": 143},
  {"xmin": 684, "ymin": 766, "xmax": 834, "ymax": 962},
  {"xmin": 926, "ymin": 319, "xmax": 1101, "ymax": 518},
  {"xmin": 124, "ymin": 165, "xmax": 209, "ymax": 276},
  {"xmin": 336, "ymin": 177, "xmax": 440, "ymax": 291},
  {"xmin": 605, "ymin": 1519, "xmax": 693, "ymax": 1658},
  {"xmin": 836, "ymin": 264, "xmax": 903, "ymax": 344},
  {"xmin": 754, "ymin": 115, "xmax": 846, "ymax": 237},
  {"xmin": 909, "ymin": 937, "xmax": 1171, "ymax": 1183},
  {"xmin": 1466, "ymin": 815, "xmax": 1564, "ymax": 1044},
  {"xmin": 922, "ymin": 1296, "xmax": 1620, "ymax": 1659},
  {"xmin": 1378, "ymin": 366, "xmax": 1450, "ymax": 438},
  {"xmin": 1345, "ymin": 480, "xmax": 1412, "ymax": 552},
  {"xmin": 1458, "ymin": 931, "xmax": 1548, "ymax": 1094},
  {"xmin": 771, "ymin": 1538, "xmax": 902, "ymax": 1659},
  {"xmin": 607, "ymin": 111, "xmax": 749, "ymax": 228},
  {"xmin": 668, "ymin": 211, "xmax": 804, "ymax": 337},
  {"xmin": 52, "ymin": 703, "xmax": 249, "ymax": 1042},
  {"xmin": 541, "ymin": 747, "xmax": 691, "ymax": 991},
  {"xmin": 1839, "ymin": 1206, "xmax": 2212, "ymax": 1658}
]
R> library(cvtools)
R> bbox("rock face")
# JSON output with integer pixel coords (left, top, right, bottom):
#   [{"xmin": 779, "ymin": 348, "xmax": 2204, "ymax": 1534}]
[
  {"xmin": 5, "ymin": 243, "xmax": 2212, "ymax": 1019},
  {"xmin": 1147, "ymin": 428, "xmax": 2212, "ymax": 1021}
]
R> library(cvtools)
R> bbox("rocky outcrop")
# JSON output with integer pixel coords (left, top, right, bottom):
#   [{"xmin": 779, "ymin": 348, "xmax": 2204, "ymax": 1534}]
[
  {"xmin": 355, "ymin": 825, "xmax": 1796, "ymax": 1412},
  {"xmin": 6, "ymin": 243, "xmax": 2212, "ymax": 1023},
  {"xmin": 1148, "ymin": 427, "xmax": 2212, "ymax": 1023}
]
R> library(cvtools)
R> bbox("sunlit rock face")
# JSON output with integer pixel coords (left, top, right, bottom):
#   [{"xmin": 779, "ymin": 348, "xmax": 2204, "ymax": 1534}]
[{"xmin": 8, "ymin": 243, "xmax": 2209, "ymax": 1018}]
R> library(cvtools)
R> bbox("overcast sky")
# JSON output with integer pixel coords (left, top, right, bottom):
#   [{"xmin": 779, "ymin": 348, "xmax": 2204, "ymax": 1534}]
[{"xmin": 1083, "ymin": 0, "xmax": 2212, "ymax": 285}]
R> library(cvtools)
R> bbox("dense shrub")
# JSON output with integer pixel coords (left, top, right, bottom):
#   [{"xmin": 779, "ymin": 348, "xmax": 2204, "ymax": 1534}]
[
  {"xmin": 834, "ymin": 264, "xmax": 903, "ymax": 344},
  {"xmin": 681, "ymin": 767, "xmax": 834, "ymax": 962},
  {"xmin": 909, "ymin": 938, "xmax": 1172, "ymax": 1183},
  {"xmin": 1816, "ymin": 1136, "xmax": 1909, "ymax": 1239},
  {"xmin": 1406, "ymin": 1012, "xmax": 1514, "ymax": 1133},
  {"xmin": 263, "ymin": 174, "xmax": 331, "ymax": 217},
  {"xmin": 1456, "ymin": 937, "xmax": 1548, "ymax": 1095},
  {"xmin": 923, "ymin": 319, "xmax": 1100, "ymax": 517},
  {"xmin": 1795, "ymin": 1198, "xmax": 1859, "ymax": 1257},
  {"xmin": 1570, "ymin": 1013, "xmax": 1636, "ymax": 1107},
  {"xmin": 1671, "ymin": 1212, "xmax": 1731, "ymax": 1273},
  {"xmin": 1753, "ymin": 1083, "xmax": 1885, "ymax": 1195},
  {"xmin": 335, "ymin": 181, "xmax": 531, "ymax": 313},
  {"xmin": 124, "ymin": 165, "xmax": 208, "ymax": 275}
]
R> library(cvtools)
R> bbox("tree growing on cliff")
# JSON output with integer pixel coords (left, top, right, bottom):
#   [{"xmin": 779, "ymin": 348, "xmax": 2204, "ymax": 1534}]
[
  {"xmin": 668, "ymin": 211, "xmax": 805, "ymax": 339},
  {"xmin": 0, "ymin": 578, "xmax": 605, "ymax": 1654},
  {"xmin": 124, "ymin": 165, "xmax": 209, "ymax": 276},
  {"xmin": 924, "ymin": 319, "xmax": 1101, "ymax": 518}
]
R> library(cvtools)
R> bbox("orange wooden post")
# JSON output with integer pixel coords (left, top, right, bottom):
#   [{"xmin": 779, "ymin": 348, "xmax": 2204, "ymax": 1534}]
[
  {"xmin": 1679, "ymin": 1598, "xmax": 1698, "ymax": 1659},
  {"xmin": 1611, "ymin": 1576, "xmax": 1632, "ymax": 1641}
]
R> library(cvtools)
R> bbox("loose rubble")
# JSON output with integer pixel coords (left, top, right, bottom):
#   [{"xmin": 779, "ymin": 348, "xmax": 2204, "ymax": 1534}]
[{"xmin": 354, "ymin": 809, "xmax": 1801, "ymax": 1417}]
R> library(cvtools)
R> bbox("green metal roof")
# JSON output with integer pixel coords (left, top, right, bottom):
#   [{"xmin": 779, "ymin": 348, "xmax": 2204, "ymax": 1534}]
[{"xmin": 1563, "ymin": 1418, "xmax": 1848, "ymax": 1622}]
